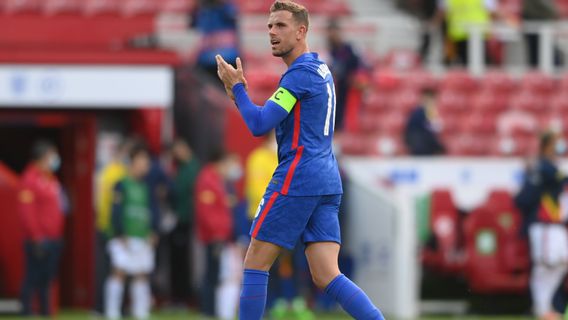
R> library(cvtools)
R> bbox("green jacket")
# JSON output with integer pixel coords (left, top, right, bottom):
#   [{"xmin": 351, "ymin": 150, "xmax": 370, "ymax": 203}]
[{"xmin": 173, "ymin": 158, "xmax": 200, "ymax": 224}]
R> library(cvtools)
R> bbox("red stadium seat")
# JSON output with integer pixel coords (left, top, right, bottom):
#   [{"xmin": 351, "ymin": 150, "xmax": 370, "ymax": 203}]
[
  {"xmin": 372, "ymin": 71, "xmax": 402, "ymax": 92},
  {"xmin": 159, "ymin": 0, "xmax": 195, "ymax": 13},
  {"xmin": 121, "ymin": 0, "xmax": 158, "ymax": 16},
  {"xmin": 422, "ymin": 189, "xmax": 465, "ymax": 274},
  {"xmin": 401, "ymin": 70, "xmax": 439, "ymax": 91},
  {"xmin": 83, "ymin": 0, "xmax": 120, "ymax": 15},
  {"xmin": 437, "ymin": 89, "xmax": 470, "ymax": 115},
  {"xmin": 380, "ymin": 49, "xmax": 421, "ymax": 71},
  {"xmin": 481, "ymin": 70, "xmax": 517, "ymax": 94},
  {"xmin": 463, "ymin": 205, "xmax": 529, "ymax": 294},
  {"xmin": 44, "ymin": 0, "xmax": 82, "ymax": 15},
  {"xmin": 390, "ymin": 89, "xmax": 419, "ymax": 114},
  {"xmin": 509, "ymin": 91, "xmax": 546, "ymax": 114},
  {"xmin": 520, "ymin": 71, "xmax": 557, "ymax": 95},
  {"xmin": 441, "ymin": 70, "xmax": 478, "ymax": 93},
  {"xmin": 549, "ymin": 92, "xmax": 568, "ymax": 114},
  {"xmin": 1, "ymin": 0, "xmax": 41, "ymax": 13},
  {"xmin": 470, "ymin": 90, "xmax": 510, "ymax": 114},
  {"xmin": 362, "ymin": 92, "xmax": 391, "ymax": 114}
]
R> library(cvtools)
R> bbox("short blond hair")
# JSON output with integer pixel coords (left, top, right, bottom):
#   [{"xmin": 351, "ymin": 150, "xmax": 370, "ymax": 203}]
[{"xmin": 270, "ymin": 1, "xmax": 309, "ymax": 30}]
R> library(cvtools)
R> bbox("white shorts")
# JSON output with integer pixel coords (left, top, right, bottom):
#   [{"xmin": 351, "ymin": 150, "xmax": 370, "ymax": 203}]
[
  {"xmin": 529, "ymin": 223, "xmax": 568, "ymax": 266},
  {"xmin": 108, "ymin": 237, "xmax": 155, "ymax": 275}
]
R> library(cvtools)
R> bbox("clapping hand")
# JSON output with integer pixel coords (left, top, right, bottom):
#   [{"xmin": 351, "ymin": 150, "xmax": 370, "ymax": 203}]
[{"xmin": 216, "ymin": 55, "xmax": 248, "ymax": 101}]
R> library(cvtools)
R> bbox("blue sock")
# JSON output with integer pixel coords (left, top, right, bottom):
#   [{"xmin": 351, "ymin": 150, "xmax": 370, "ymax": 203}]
[
  {"xmin": 325, "ymin": 274, "xmax": 385, "ymax": 320},
  {"xmin": 239, "ymin": 269, "xmax": 269, "ymax": 320}
]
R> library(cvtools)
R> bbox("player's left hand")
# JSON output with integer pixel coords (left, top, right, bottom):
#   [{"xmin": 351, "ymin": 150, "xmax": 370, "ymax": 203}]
[{"xmin": 216, "ymin": 55, "xmax": 247, "ymax": 97}]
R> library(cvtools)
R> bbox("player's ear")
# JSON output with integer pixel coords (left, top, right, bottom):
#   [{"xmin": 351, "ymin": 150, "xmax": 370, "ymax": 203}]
[{"xmin": 297, "ymin": 25, "xmax": 307, "ymax": 40}]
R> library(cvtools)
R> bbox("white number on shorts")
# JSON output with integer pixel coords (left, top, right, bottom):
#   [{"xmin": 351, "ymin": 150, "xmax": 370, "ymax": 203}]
[
  {"xmin": 255, "ymin": 198, "xmax": 265, "ymax": 219},
  {"xmin": 324, "ymin": 83, "xmax": 336, "ymax": 136}
]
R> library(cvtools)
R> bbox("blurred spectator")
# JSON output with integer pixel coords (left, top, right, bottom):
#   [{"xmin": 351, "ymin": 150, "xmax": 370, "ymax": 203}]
[
  {"xmin": 195, "ymin": 149, "xmax": 234, "ymax": 317},
  {"xmin": 523, "ymin": 131, "xmax": 568, "ymax": 320},
  {"xmin": 218, "ymin": 154, "xmax": 244, "ymax": 319},
  {"xmin": 192, "ymin": 0, "xmax": 240, "ymax": 80},
  {"xmin": 105, "ymin": 144, "xmax": 159, "ymax": 320},
  {"xmin": 19, "ymin": 140, "xmax": 65, "ymax": 317},
  {"xmin": 95, "ymin": 138, "xmax": 131, "ymax": 314},
  {"xmin": 170, "ymin": 139, "xmax": 201, "ymax": 304},
  {"xmin": 326, "ymin": 19, "xmax": 362, "ymax": 131},
  {"xmin": 522, "ymin": 0, "xmax": 563, "ymax": 68},
  {"xmin": 245, "ymin": 131, "xmax": 278, "ymax": 222},
  {"xmin": 403, "ymin": 88, "xmax": 445, "ymax": 156},
  {"xmin": 417, "ymin": 0, "xmax": 442, "ymax": 62},
  {"xmin": 434, "ymin": 0, "xmax": 497, "ymax": 66}
]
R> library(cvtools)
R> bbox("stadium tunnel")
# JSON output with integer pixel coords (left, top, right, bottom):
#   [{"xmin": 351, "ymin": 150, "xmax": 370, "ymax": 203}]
[{"xmin": 0, "ymin": 52, "xmax": 178, "ymax": 312}]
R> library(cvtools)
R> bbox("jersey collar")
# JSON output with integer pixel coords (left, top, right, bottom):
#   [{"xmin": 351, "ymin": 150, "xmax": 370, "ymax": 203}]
[{"xmin": 291, "ymin": 52, "xmax": 318, "ymax": 66}]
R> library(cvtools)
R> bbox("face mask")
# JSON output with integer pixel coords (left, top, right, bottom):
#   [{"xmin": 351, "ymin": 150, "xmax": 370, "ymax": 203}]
[
  {"xmin": 50, "ymin": 154, "xmax": 61, "ymax": 172},
  {"xmin": 226, "ymin": 164, "xmax": 243, "ymax": 182},
  {"xmin": 556, "ymin": 140, "xmax": 566, "ymax": 155}
]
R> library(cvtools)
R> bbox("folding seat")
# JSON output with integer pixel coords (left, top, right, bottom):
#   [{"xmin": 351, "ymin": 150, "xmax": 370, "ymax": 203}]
[
  {"xmin": 121, "ymin": 0, "xmax": 158, "ymax": 16},
  {"xmin": 390, "ymin": 89, "xmax": 419, "ymax": 114},
  {"xmin": 463, "ymin": 206, "xmax": 529, "ymax": 294},
  {"xmin": 372, "ymin": 70, "xmax": 402, "ymax": 92},
  {"xmin": 159, "ymin": 0, "xmax": 195, "ymax": 13},
  {"xmin": 470, "ymin": 90, "xmax": 509, "ymax": 114},
  {"xmin": 380, "ymin": 110, "xmax": 407, "ymax": 135},
  {"xmin": 509, "ymin": 90, "xmax": 544, "ymax": 114},
  {"xmin": 520, "ymin": 71, "xmax": 557, "ymax": 95},
  {"xmin": 485, "ymin": 190, "xmax": 531, "ymax": 273},
  {"xmin": 358, "ymin": 114, "xmax": 382, "ymax": 134},
  {"xmin": 549, "ymin": 92, "xmax": 568, "ymax": 114},
  {"xmin": 441, "ymin": 70, "xmax": 478, "ymax": 93},
  {"xmin": 464, "ymin": 113, "xmax": 497, "ymax": 135},
  {"xmin": 380, "ymin": 49, "xmax": 421, "ymax": 72},
  {"xmin": 481, "ymin": 70, "xmax": 517, "ymax": 94},
  {"xmin": 83, "ymin": 0, "xmax": 120, "ymax": 15},
  {"xmin": 437, "ymin": 89, "xmax": 470, "ymax": 115},
  {"xmin": 362, "ymin": 91, "xmax": 391, "ymax": 114},
  {"xmin": 401, "ymin": 69, "xmax": 439, "ymax": 91},
  {"xmin": 422, "ymin": 189, "xmax": 465, "ymax": 274},
  {"xmin": 2, "ymin": 0, "xmax": 41, "ymax": 13},
  {"xmin": 43, "ymin": 0, "xmax": 82, "ymax": 15}
]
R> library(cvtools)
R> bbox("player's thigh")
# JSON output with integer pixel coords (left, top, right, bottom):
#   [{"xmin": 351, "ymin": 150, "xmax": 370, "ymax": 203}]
[
  {"xmin": 305, "ymin": 242, "xmax": 341, "ymax": 289},
  {"xmin": 302, "ymin": 194, "xmax": 342, "ymax": 246},
  {"xmin": 249, "ymin": 191, "xmax": 319, "ymax": 252},
  {"xmin": 243, "ymin": 238, "xmax": 282, "ymax": 271}
]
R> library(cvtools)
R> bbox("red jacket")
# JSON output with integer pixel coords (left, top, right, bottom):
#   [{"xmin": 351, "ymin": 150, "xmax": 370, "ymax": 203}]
[
  {"xmin": 195, "ymin": 164, "xmax": 233, "ymax": 244},
  {"xmin": 18, "ymin": 165, "xmax": 65, "ymax": 241}
]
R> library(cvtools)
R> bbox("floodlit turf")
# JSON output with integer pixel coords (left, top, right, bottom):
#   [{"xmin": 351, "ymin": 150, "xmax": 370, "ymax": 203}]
[{"xmin": 0, "ymin": 311, "xmax": 536, "ymax": 320}]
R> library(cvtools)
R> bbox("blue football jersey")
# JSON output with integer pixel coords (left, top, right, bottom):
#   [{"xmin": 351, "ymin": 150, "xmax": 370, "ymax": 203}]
[{"xmin": 265, "ymin": 52, "xmax": 343, "ymax": 196}]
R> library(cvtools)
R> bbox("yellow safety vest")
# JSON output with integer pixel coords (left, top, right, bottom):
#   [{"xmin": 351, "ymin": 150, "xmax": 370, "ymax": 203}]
[{"xmin": 447, "ymin": 0, "xmax": 490, "ymax": 41}]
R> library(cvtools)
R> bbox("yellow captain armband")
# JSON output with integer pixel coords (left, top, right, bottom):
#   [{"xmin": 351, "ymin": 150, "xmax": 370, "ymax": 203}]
[{"xmin": 268, "ymin": 87, "xmax": 297, "ymax": 113}]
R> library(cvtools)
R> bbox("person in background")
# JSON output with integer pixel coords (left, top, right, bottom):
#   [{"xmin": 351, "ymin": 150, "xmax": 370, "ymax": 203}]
[
  {"xmin": 522, "ymin": 0, "xmax": 563, "ymax": 68},
  {"xmin": 326, "ymin": 19, "xmax": 361, "ymax": 131},
  {"xmin": 526, "ymin": 131, "xmax": 568, "ymax": 320},
  {"xmin": 403, "ymin": 88, "xmax": 446, "ymax": 156},
  {"xmin": 195, "ymin": 149, "xmax": 234, "ymax": 318},
  {"xmin": 95, "ymin": 138, "xmax": 131, "ymax": 314},
  {"xmin": 245, "ymin": 131, "xmax": 278, "ymax": 223},
  {"xmin": 192, "ymin": 0, "xmax": 240, "ymax": 80},
  {"xmin": 170, "ymin": 138, "xmax": 201, "ymax": 305},
  {"xmin": 433, "ymin": 0, "xmax": 498, "ymax": 66},
  {"xmin": 105, "ymin": 144, "xmax": 159, "ymax": 320},
  {"xmin": 19, "ymin": 140, "xmax": 65, "ymax": 317}
]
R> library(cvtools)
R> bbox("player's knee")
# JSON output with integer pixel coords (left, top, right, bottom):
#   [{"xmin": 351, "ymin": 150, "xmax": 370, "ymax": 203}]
[{"xmin": 311, "ymin": 271, "xmax": 336, "ymax": 289}]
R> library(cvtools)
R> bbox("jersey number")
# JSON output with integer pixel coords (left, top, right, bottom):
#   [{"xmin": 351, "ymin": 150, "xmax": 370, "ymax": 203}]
[{"xmin": 324, "ymin": 83, "xmax": 336, "ymax": 136}]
